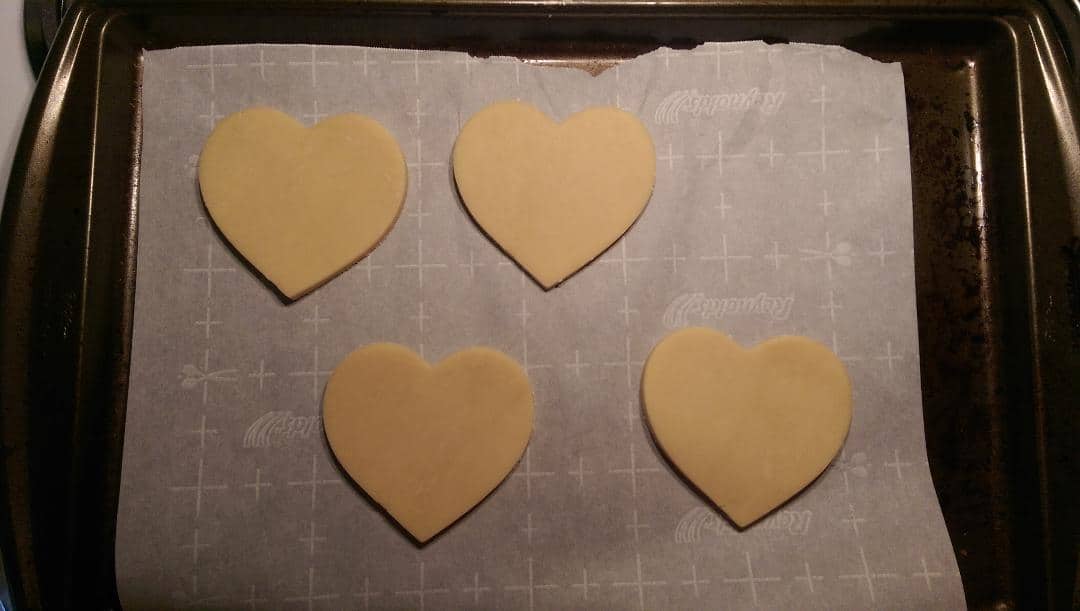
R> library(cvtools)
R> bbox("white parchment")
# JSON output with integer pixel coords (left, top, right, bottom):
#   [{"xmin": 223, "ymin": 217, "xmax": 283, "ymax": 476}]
[{"xmin": 117, "ymin": 43, "xmax": 966, "ymax": 610}]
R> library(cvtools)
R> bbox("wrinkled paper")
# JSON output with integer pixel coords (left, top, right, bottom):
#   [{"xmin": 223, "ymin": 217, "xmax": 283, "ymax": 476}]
[{"xmin": 118, "ymin": 43, "xmax": 966, "ymax": 609}]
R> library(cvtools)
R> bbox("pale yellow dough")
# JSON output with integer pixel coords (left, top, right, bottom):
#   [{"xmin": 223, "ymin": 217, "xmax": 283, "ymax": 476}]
[
  {"xmin": 642, "ymin": 327, "xmax": 852, "ymax": 527},
  {"xmin": 198, "ymin": 107, "xmax": 406, "ymax": 300},
  {"xmin": 452, "ymin": 101, "xmax": 655, "ymax": 288},
  {"xmin": 322, "ymin": 343, "xmax": 534, "ymax": 543}
]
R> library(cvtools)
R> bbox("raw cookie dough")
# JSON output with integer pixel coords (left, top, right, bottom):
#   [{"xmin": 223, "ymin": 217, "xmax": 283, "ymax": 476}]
[
  {"xmin": 452, "ymin": 101, "xmax": 655, "ymax": 289},
  {"xmin": 198, "ymin": 107, "xmax": 406, "ymax": 300},
  {"xmin": 641, "ymin": 327, "xmax": 852, "ymax": 527},
  {"xmin": 322, "ymin": 343, "xmax": 534, "ymax": 543}
]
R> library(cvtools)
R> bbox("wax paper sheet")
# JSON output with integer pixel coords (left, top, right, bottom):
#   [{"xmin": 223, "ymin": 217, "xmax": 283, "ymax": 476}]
[{"xmin": 117, "ymin": 42, "xmax": 966, "ymax": 609}]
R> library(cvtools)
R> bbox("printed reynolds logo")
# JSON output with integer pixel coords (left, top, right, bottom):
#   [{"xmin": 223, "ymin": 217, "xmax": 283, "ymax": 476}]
[
  {"xmin": 675, "ymin": 506, "xmax": 813, "ymax": 543},
  {"xmin": 243, "ymin": 411, "xmax": 321, "ymax": 448},
  {"xmin": 654, "ymin": 88, "xmax": 786, "ymax": 124},
  {"xmin": 663, "ymin": 292, "xmax": 794, "ymax": 328}
]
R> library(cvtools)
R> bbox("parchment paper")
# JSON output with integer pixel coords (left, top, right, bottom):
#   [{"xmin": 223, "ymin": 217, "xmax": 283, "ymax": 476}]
[{"xmin": 118, "ymin": 43, "xmax": 966, "ymax": 609}]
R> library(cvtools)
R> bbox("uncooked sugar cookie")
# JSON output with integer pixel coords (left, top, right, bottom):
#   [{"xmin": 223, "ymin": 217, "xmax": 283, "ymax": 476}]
[
  {"xmin": 452, "ymin": 101, "xmax": 656, "ymax": 288},
  {"xmin": 198, "ymin": 107, "xmax": 407, "ymax": 300},
  {"xmin": 322, "ymin": 343, "xmax": 534, "ymax": 543},
  {"xmin": 642, "ymin": 327, "xmax": 852, "ymax": 527}
]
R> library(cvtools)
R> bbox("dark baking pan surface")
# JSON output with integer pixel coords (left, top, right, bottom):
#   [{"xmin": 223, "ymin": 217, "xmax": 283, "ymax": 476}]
[{"xmin": 1, "ymin": 1, "xmax": 1077, "ymax": 609}]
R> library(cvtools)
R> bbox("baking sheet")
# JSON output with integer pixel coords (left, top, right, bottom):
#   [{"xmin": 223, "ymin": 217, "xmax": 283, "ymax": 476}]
[{"xmin": 117, "ymin": 42, "xmax": 966, "ymax": 609}]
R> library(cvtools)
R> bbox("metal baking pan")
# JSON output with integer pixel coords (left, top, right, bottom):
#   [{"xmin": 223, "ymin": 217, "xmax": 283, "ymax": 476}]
[{"xmin": 1, "ymin": 0, "xmax": 1077, "ymax": 609}]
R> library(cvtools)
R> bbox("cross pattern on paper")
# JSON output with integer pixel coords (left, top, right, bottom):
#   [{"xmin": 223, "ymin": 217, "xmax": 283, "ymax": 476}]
[
  {"xmin": 795, "ymin": 46, "xmax": 846, "ymax": 75},
  {"xmin": 568, "ymin": 456, "xmax": 593, "ymax": 491},
  {"xmin": 875, "ymin": 341, "xmax": 903, "ymax": 372},
  {"xmin": 408, "ymin": 97, "xmax": 430, "ymax": 132},
  {"xmin": 817, "ymin": 189, "xmax": 835, "ymax": 216},
  {"xmin": 682, "ymin": 564, "xmax": 709, "ymax": 598},
  {"xmin": 700, "ymin": 234, "xmax": 753, "ymax": 283},
  {"xmin": 169, "ymin": 457, "xmax": 227, "ymax": 519},
  {"xmin": 839, "ymin": 547, "xmax": 898, "ymax": 603},
  {"xmin": 625, "ymin": 508, "xmax": 650, "ymax": 543},
  {"xmin": 288, "ymin": 346, "xmax": 333, "ymax": 405},
  {"xmin": 462, "ymin": 572, "xmax": 491, "ymax": 605},
  {"xmin": 800, "ymin": 231, "xmax": 855, "ymax": 281},
  {"xmin": 183, "ymin": 243, "xmax": 235, "ymax": 300},
  {"xmin": 516, "ymin": 298, "xmax": 551, "ymax": 374},
  {"xmin": 715, "ymin": 191, "xmax": 733, "ymax": 219},
  {"xmin": 623, "ymin": 398, "xmax": 641, "ymax": 431},
  {"xmin": 248, "ymin": 359, "xmax": 275, "ymax": 391},
  {"xmin": 196, "ymin": 99, "xmax": 225, "ymax": 131},
  {"xmin": 723, "ymin": 552, "xmax": 781, "ymax": 605},
  {"xmin": 193, "ymin": 304, "xmax": 222, "ymax": 339},
  {"xmin": 612, "ymin": 553, "xmax": 667, "ymax": 611},
  {"xmin": 459, "ymin": 250, "xmax": 487, "ymax": 281},
  {"xmin": 353, "ymin": 577, "xmax": 381, "ymax": 610},
  {"xmin": 504, "ymin": 557, "xmax": 559, "ymax": 611},
  {"xmin": 885, "ymin": 448, "xmax": 914, "ymax": 481},
  {"xmin": 287, "ymin": 455, "xmax": 342, "ymax": 512},
  {"xmin": 695, "ymin": 43, "xmax": 744, "ymax": 77},
  {"xmin": 522, "ymin": 512, "xmax": 538, "ymax": 545},
  {"xmin": 288, "ymin": 45, "xmax": 339, "ymax": 87},
  {"xmin": 241, "ymin": 585, "xmax": 269, "ymax": 610},
  {"xmin": 617, "ymin": 296, "xmax": 638, "ymax": 327},
  {"xmin": 250, "ymin": 47, "xmax": 275, "ymax": 80},
  {"xmin": 357, "ymin": 250, "xmax": 382, "ymax": 284},
  {"xmin": 602, "ymin": 335, "xmax": 644, "ymax": 390},
  {"xmin": 797, "ymin": 124, "xmax": 850, "ymax": 172},
  {"xmin": 406, "ymin": 139, "xmax": 445, "ymax": 190},
  {"xmin": 394, "ymin": 562, "xmax": 450, "ymax": 611},
  {"xmin": 390, "ymin": 49, "xmax": 442, "ymax": 84},
  {"xmin": 565, "ymin": 350, "xmax": 591, "ymax": 378},
  {"xmin": 353, "ymin": 47, "xmax": 377, "ymax": 77},
  {"xmin": 657, "ymin": 142, "xmax": 684, "ymax": 169},
  {"xmin": 663, "ymin": 242, "xmax": 686, "ymax": 273},
  {"xmin": 912, "ymin": 557, "xmax": 944, "ymax": 591},
  {"xmin": 283, "ymin": 566, "xmax": 340, "ymax": 610},
  {"xmin": 764, "ymin": 241, "xmax": 789, "ymax": 270},
  {"xmin": 121, "ymin": 42, "xmax": 965, "ymax": 611},
  {"xmin": 571, "ymin": 567, "xmax": 600, "ymax": 601},
  {"xmin": 809, "ymin": 84, "xmax": 832, "ymax": 118},
  {"xmin": 598, "ymin": 239, "xmax": 650, "ymax": 285},
  {"xmin": 697, "ymin": 130, "xmax": 746, "ymax": 175},
  {"xmin": 493, "ymin": 56, "xmax": 525, "ymax": 86},
  {"xmin": 820, "ymin": 289, "xmax": 843, "ymax": 322},
  {"xmin": 512, "ymin": 447, "xmax": 554, "ymax": 500},
  {"xmin": 301, "ymin": 99, "xmax": 328, "ymax": 125},
  {"xmin": 864, "ymin": 134, "xmax": 893, "ymax": 163},
  {"xmin": 183, "ymin": 414, "xmax": 218, "ymax": 451},
  {"xmin": 759, "ymin": 139, "xmax": 785, "ymax": 167},
  {"xmin": 180, "ymin": 527, "xmax": 211, "ymax": 565},
  {"xmin": 834, "ymin": 448, "xmax": 871, "ymax": 492},
  {"xmin": 795, "ymin": 560, "xmax": 825, "ymax": 593},
  {"xmin": 609, "ymin": 444, "xmax": 662, "ymax": 499},
  {"xmin": 185, "ymin": 46, "xmax": 237, "ymax": 94},
  {"xmin": 302, "ymin": 304, "xmax": 330, "ymax": 335},
  {"xmin": 299, "ymin": 520, "xmax": 326, "ymax": 556},
  {"xmin": 867, "ymin": 235, "xmax": 897, "ymax": 266},
  {"xmin": 179, "ymin": 349, "xmax": 239, "ymax": 406},
  {"xmin": 841, "ymin": 502, "xmax": 868, "ymax": 537},
  {"xmin": 243, "ymin": 467, "xmax": 271, "ymax": 503},
  {"xmin": 408, "ymin": 195, "xmax": 432, "ymax": 230},
  {"xmin": 395, "ymin": 239, "xmax": 448, "ymax": 289}
]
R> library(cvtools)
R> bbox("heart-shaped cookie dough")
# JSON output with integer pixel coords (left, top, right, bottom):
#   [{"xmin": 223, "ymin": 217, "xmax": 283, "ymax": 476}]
[
  {"xmin": 198, "ymin": 107, "xmax": 406, "ymax": 300},
  {"xmin": 642, "ymin": 327, "xmax": 852, "ymax": 527},
  {"xmin": 322, "ymin": 343, "xmax": 533, "ymax": 543},
  {"xmin": 452, "ymin": 101, "xmax": 655, "ymax": 288}
]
